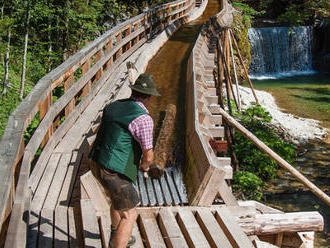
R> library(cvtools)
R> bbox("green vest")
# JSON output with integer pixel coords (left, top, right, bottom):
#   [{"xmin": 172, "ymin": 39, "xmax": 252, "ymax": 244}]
[{"xmin": 89, "ymin": 99, "xmax": 147, "ymax": 183}]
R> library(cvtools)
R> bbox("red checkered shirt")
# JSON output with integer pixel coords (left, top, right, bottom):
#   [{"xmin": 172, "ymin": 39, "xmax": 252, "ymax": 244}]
[{"xmin": 128, "ymin": 100, "xmax": 154, "ymax": 150}]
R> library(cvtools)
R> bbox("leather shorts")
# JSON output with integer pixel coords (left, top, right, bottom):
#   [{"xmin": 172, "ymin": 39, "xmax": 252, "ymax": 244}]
[{"xmin": 99, "ymin": 167, "xmax": 140, "ymax": 211}]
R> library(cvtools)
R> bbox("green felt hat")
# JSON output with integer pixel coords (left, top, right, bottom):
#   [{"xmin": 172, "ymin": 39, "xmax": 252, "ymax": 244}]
[{"xmin": 130, "ymin": 74, "xmax": 161, "ymax": 96}]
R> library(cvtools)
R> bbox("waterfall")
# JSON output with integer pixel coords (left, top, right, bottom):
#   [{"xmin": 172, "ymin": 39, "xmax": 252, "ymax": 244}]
[{"xmin": 248, "ymin": 26, "xmax": 315, "ymax": 79}]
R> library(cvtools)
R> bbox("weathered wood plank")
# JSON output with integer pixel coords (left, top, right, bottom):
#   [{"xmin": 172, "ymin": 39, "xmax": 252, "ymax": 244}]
[
  {"xmin": 138, "ymin": 172, "xmax": 149, "ymax": 206},
  {"xmin": 38, "ymin": 208, "xmax": 54, "ymax": 248},
  {"xmin": 215, "ymin": 207, "xmax": 254, "ymax": 248},
  {"xmin": 158, "ymin": 208, "xmax": 188, "ymax": 248},
  {"xmin": 31, "ymin": 153, "xmax": 62, "ymax": 211},
  {"xmin": 54, "ymin": 206, "xmax": 69, "ymax": 248},
  {"xmin": 152, "ymin": 178, "xmax": 164, "ymax": 206},
  {"xmin": 165, "ymin": 170, "xmax": 180, "ymax": 205},
  {"xmin": 80, "ymin": 171, "xmax": 110, "ymax": 215},
  {"xmin": 159, "ymin": 174, "xmax": 173, "ymax": 206},
  {"xmin": 68, "ymin": 207, "xmax": 79, "ymax": 248},
  {"xmin": 138, "ymin": 210, "xmax": 166, "ymax": 248},
  {"xmin": 172, "ymin": 167, "xmax": 188, "ymax": 204},
  {"xmin": 176, "ymin": 209, "xmax": 210, "ymax": 247},
  {"xmin": 195, "ymin": 208, "xmax": 233, "ymax": 248},
  {"xmin": 43, "ymin": 153, "xmax": 72, "ymax": 210},
  {"xmin": 80, "ymin": 199, "xmax": 102, "ymax": 248},
  {"xmin": 131, "ymin": 223, "xmax": 144, "ymax": 248},
  {"xmin": 99, "ymin": 212, "xmax": 111, "ymax": 248},
  {"xmin": 145, "ymin": 176, "xmax": 157, "ymax": 207}
]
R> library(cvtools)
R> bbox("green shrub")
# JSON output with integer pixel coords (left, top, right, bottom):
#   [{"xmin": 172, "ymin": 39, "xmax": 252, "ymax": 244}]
[{"xmin": 233, "ymin": 171, "xmax": 263, "ymax": 200}]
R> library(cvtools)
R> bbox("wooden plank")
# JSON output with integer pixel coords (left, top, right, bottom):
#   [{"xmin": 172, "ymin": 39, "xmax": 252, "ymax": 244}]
[
  {"xmin": 195, "ymin": 209, "xmax": 233, "ymax": 248},
  {"xmin": 26, "ymin": 207, "xmax": 40, "ymax": 248},
  {"xmin": 80, "ymin": 171, "xmax": 110, "ymax": 215},
  {"xmin": 158, "ymin": 208, "xmax": 188, "ymax": 248},
  {"xmin": 215, "ymin": 208, "xmax": 254, "ymax": 248},
  {"xmin": 99, "ymin": 212, "xmax": 111, "ymax": 248},
  {"xmin": 152, "ymin": 178, "xmax": 164, "ymax": 206},
  {"xmin": 38, "ymin": 208, "xmax": 54, "ymax": 248},
  {"xmin": 176, "ymin": 209, "xmax": 210, "ymax": 247},
  {"xmin": 137, "ymin": 172, "xmax": 149, "ymax": 206},
  {"xmin": 171, "ymin": 167, "xmax": 188, "ymax": 204},
  {"xmin": 54, "ymin": 206, "xmax": 69, "ymax": 248},
  {"xmin": 57, "ymin": 151, "xmax": 83, "ymax": 207},
  {"xmin": 32, "ymin": 153, "xmax": 62, "ymax": 211},
  {"xmin": 43, "ymin": 153, "xmax": 72, "ymax": 210},
  {"xmin": 165, "ymin": 170, "xmax": 180, "ymax": 205},
  {"xmin": 145, "ymin": 176, "xmax": 157, "ymax": 206},
  {"xmin": 138, "ymin": 210, "xmax": 166, "ymax": 248},
  {"xmin": 159, "ymin": 174, "xmax": 173, "ymax": 206},
  {"xmin": 68, "ymin": 207, "xmax": 79, "ymax": 248},
  {"xmin": 217, "ymin": 172, "xmax": 238, "ymax": 206},
  {"xmin": 131, "ymin": 223, "xmax": 144, "ymax": 248},
  {"xmin": 80, "ymin": 199, "xmax": 102, "ymax": 248}
]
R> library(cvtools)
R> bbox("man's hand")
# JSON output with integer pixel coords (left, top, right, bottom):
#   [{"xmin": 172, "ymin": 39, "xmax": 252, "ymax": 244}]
[{"xmin": 139, "ymin": 149, "xmax": 153, "ymax": 172}]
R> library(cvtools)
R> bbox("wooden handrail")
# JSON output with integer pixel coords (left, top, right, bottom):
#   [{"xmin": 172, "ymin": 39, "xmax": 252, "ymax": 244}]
[
  {"xmin": 217, "ymin": 107, "xmax": 330, "ymax": 207},
  {"xmin": 0, "ymin": 0, "xmax": 195, "ymax": 237}
]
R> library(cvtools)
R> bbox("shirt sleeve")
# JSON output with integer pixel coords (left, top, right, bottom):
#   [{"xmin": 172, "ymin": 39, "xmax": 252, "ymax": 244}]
[{"xmin": 128, "ymin": 114, "xmax": 154, "ymax": 150}]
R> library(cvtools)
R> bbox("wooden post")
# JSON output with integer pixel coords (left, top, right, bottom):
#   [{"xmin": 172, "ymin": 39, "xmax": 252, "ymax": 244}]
[
  {"xmin": 94, "ymin": 50, "xmax": 103, "ymax": 82},
  {"xmin": 229, "ymin": 30, "xmax": 241, "ymax": 111},
  {"xmin": 64, "ymin": 70, "xmax": 74, "ymax": 117},
  {"xmin": 229, "ymin": 29, "xmax": 259, "ymax": 105},
  {"xmin": 218, "ymin": 106, "xmax": 330, "ymax": 207},
  {"xmin": 40, "ymin": 91, "xmax": 53, "ymax": 147},
  {"xmin": 116, "ymin": 33, "xmax": 122, "ymax": 58},
  {"xmin": 81, "ymin": 59, "xmax": 91, "ymax": 97}
]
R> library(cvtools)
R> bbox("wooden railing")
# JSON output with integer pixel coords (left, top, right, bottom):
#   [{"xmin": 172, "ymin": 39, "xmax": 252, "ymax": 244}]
[{"xmin": 0, "ymin": 0, "xmax": 196, "ymax": 241}]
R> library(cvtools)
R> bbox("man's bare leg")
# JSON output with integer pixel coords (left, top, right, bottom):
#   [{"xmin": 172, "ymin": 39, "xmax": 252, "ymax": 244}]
[
  {"xmin": 110, "ymin": 204, "xmax": 121, "ymax": 228},
  {"xmin": 112, "ymin": 208, "xmax": 137, "ymax": 248}
]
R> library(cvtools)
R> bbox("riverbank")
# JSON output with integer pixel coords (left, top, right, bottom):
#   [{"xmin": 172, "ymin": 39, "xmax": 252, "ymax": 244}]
[{"xmin": 236, "ymin": 85, "xmax": 329, "ymax": 145}]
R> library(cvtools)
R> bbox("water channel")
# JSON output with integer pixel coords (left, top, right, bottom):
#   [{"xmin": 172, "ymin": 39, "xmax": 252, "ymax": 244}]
[{"xmin": 143, "ymin": 0, "xmax": 329, "ymax": 246}]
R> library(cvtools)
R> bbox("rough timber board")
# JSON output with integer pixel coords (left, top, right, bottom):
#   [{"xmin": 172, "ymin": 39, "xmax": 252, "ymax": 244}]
[
  {"xmin": 54, "ymin": 206, "xmax": 69, "ymax": 248},
  {"xmin": 215, "ymin": 207, "xmax": 254, "ymax": 248},
  {"xmin": 176, "ymin": 209, "xmax": 210, "ymax": 247},
  {"xmin": 138, "ymin": 210, "xmax": 166, "ymax": 248},
  {"xmin": 158, "ymin": 208, "xmax": 188, "ymax": 248},
  {"xmin": 195, "ymin": 208, "xmax": 233, "ymax": 248},
  {"xmin": 131, "ymin": 223, "xmax": 144, "ymax": 248},
  {"xmin": 38, "ymin": 208, "xmax": 54, "ymax": 248},
  {"xmin": 80, "ymin": 199, "xmax": 102, "ymax": 248}
]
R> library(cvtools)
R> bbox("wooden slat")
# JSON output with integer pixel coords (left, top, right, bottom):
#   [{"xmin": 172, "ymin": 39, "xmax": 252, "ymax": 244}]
[
  {"xmin": 172, "ymin": 167, "xmax": 188, "ymax": 204},
  {"xmin": 38, "ymin": 208, "xmax": 54, "ymax": 248},
  {"xmin": 176, "ymin": 209, "xmax": 210, "ymax": 247},
  {"xmin": 43, "ymin": 153, "xmax": 72, "ymax": 210},
  {"xmin": 215, "ymin": 208, "xmax": 254, "ymax": 248},
  {"xmin": 138, "ymin": 211, "xmax": 166, "ymax": 248},
  {"xmin": 68, "ymin": 207, "xmax": 79, "ymax": 248},
  {"xmin": 27, "ymin": 208, "xmax": 40, "ymax": 248},
  {"xmin": 138, "ymin": 172, "xmax": 149, "ymax": 206},
  {"xmin": 31, "ymin": 152, "xmax": 61, "ymax": 201},
  {"xmin": 195, "ymin": 209, "xmax": 233, "ymax": 248},
  {"xmin": 80, "ymin": 171, "xmax": 110, "ymax": 215},
  {"xmin": 158, "ymin": 208, "xmax": 188, "ymax": 248},
  {"xmin": 165, "ymin": 171, "xmax": 180, "ymax": 205},
  {"xmin": 54, "ymin": 206, "xmax": 69, "ymax": 248},
  {"xmin": 152, "ymin": 178, "xmax": 164, "ymax": 206},
  {"xmin": 99, "ymin": 212, "xmax": 111, "ymax": 248},
  {"xmin": 80, "ymin": 199, "xmax": 102, "ymax": 248},
  {"xmin": 159, "ymin": 175, "xmax": 173, "ymax": 206},
  {"xmin": 131, "ymin": 223, "xmax": 144, "ymax": 248},
  {"xmin": 145, "ymin": 176, "xmax": 157, "ymax": 206}
]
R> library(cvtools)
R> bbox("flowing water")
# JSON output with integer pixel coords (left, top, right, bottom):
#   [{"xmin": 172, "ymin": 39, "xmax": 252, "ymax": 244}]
[
  {"xmin": 249, "ymin": 27, "xmax": 330, "ymax": 247},
  {"xmin": 145, "ymin": 0, "xmax": 220, "ymax": 156},
  {"xmin": 248, "ymin": 26, "xmax": 315, "ymax": 78}
]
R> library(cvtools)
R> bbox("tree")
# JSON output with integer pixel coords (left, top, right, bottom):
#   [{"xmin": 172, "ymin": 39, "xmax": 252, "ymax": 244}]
[{"xmin": 19, "ymin": 0, "xmax": 32, "ymax": 99}]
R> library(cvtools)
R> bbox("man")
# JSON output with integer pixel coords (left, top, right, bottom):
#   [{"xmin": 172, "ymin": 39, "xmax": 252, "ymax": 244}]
[{"xmin": 89, "ymin": 73, "xmax": 160, "ymax": 248}]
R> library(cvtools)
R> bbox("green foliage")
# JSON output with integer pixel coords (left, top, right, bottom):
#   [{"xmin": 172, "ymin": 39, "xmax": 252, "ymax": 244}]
[
  {"xmin": 232, "ymin": 2, "xmax": 265, "ymax": 26},
  {"xmin": 24, "ymin": 112, "xmax": 40, "ymax": 144},
  {"xmin": 232, "ymin": 105, "xmax": 296, "ymax": 199},
  {"xmin": 233, "ymin": 171, "xmax": 263, "ymax": 200}
]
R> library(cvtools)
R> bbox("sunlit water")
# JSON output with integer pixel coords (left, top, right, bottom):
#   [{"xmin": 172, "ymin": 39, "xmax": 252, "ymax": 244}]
[{"xmin": 252, "ymin": 74, "xmax": 330, "ymax": 247}]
